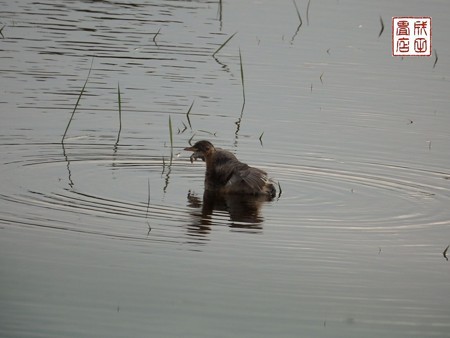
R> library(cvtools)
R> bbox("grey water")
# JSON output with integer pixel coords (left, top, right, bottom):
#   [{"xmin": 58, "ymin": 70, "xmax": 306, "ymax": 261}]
[{"xmin": 1, "ymin": 1, "xmax": 450, "ymax": 337}]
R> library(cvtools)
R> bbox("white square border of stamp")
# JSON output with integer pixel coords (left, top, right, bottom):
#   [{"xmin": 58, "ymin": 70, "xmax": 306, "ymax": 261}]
[{"xmin": 392, "ymin": 16, "xmax": 432, "ymax": 57}]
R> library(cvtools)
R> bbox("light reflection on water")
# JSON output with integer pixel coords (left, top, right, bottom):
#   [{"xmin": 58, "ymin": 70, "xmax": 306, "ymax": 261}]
[{"xmin": 1, "ymin": 0, "xmax": 450, "ymax": 337}]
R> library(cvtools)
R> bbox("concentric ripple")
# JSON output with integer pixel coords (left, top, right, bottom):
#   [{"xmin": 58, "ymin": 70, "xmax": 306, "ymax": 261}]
[
  {"xmin": 267, "ymin": 158, "xmax": 450, "ymax": 231},
  {"xmin": 0, "ymin": 141, "xmax": 199, "ymax": 244},
  {"xmin": 2, "ymin": 141, "xmax": 450, "ymax": 247}
]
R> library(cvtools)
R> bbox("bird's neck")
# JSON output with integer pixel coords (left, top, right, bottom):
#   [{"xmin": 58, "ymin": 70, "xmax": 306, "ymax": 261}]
[{"xmin": 204, "ymin": 150, "xmax": 216, "ymax": 172}]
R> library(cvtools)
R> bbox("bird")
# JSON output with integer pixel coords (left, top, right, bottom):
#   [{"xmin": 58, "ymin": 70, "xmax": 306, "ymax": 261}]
[{"xmin": 184, "ymin": 140, "xmax": 276, "ymax": 198}]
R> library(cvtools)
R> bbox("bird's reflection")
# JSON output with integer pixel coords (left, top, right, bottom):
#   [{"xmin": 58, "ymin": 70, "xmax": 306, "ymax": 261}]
[{"xmin": 187, "ymin": 190, "xmax": 272, "ymax": 235}]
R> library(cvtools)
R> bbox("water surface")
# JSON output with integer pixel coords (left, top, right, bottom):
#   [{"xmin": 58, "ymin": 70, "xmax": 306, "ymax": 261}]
[{"xmin": 1, "ymin": 1, "xmax": 450, "ymax": 337}]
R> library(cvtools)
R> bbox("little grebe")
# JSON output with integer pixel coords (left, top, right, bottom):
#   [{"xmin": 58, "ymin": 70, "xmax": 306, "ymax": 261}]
[{"xmin": 184, "ymin": 140, "xmax": 276, "ymax": 198}]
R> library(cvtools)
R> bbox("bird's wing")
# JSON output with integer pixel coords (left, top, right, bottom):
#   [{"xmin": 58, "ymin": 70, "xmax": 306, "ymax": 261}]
[
  {"xmin": 208, "ymin": 151, "xmax": 240, "ymax": 186},
  {"xmin": 211, "ymin": 150, "xmax": 272, "ymax": 193},
  {"xmin": 231, "ymin": 164, "xmax": 269, "ymax": 193}
]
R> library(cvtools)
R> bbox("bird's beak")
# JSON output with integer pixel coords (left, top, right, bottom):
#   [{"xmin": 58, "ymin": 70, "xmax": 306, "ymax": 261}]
[{"xmin": 185, "ymin": 146, "xmax": 203, "ymax": 163}]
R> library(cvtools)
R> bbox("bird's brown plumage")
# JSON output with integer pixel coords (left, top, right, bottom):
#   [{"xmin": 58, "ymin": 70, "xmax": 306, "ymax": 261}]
[{"xmin": 185, "ymin": 140, "xmax": 276, "ymax": 198}]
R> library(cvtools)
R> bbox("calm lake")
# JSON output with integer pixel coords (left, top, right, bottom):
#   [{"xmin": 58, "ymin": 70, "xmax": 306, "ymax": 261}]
[{"xmin": 1, "ymin": 0, "xmax": 450, "ymax": 337}]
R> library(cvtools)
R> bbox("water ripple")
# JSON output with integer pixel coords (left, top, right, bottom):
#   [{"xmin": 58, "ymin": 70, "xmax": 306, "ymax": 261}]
[
  {"xmin": 1, "ymin": 140, "xmax": 449, "ymax": 246},
  {"xmin": 266, "ymin": 159, "xmax": 450, "ymax": 232}
]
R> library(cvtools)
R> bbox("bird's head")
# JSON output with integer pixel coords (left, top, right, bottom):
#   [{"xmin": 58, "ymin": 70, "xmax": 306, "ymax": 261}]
[{"xmin": 184, "ymin": 140, "xmax": 215, "ymax": 163}]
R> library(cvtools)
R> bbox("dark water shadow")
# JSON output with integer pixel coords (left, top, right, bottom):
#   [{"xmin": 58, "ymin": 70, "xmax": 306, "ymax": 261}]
[{"xmin": 186, "ymin": 190, "xmax": 272, "ymax": 234}]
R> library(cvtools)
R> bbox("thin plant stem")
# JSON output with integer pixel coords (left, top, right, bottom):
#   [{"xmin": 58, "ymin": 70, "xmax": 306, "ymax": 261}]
[
  {"xmin": 235, "ymin": 48, "xmax": 246, "ymax": 136},
  {"xmin": 146, "ymin": 178, "xmax": 151, "ymax": 218},
  {"xmin": 213, "ymin": 32, "xmax": 237, "ymax": 57},
  {"xmin": 188, "ymin": 133, "xmax": 196, "ymax": 146},
  {"xmin": 293, "ymin": 0, "xmax": 302, "ymax": 26},
  {"xmin": 115, "ymin": 82, "xmax": 122, "ymax": 147},
  {"xmin": 239, "ymin": 48, "xmax": 245, "ymax": 106},
  {"xmin": 186, "ymin": 99, "xmax": 194, "ymax": 129},
  {"xmin": 291, "ymin": 0, "xmax": 303, "ymax": 42},
  {"xmin": 433, "ymin": 49, "xmax": 438, "ymax": 68},
  {"xmin": 306, "ymin": 0, "xmax": 311, "ymax": 26},
  {"xmin": 153, "ymin": 27, "xmax": 161, "ymax": 45},
  {"xmin": 62, "ymin": 58, "xmax": 94, "ymax": 143},
  {"xmin": 378, "ymin": 16, "xmax": 384, "ymax": 38},
  {"xmin": 168, "ymin": 115, "xmax": 174, "ymax": 156}
]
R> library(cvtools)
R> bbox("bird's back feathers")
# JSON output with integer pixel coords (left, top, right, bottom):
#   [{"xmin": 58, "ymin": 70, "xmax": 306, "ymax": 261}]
[{"xmin": 205, "ymin": 148, "xmax": 275, "ymax": 197}]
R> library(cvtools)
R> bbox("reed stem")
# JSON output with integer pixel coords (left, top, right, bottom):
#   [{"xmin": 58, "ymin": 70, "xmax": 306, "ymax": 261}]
[
  {"xmin": 115, "ymin": 82, "xmax": 122, "ymax": 147},
  {"xmin": 213, "ymin": 32, "xmax": 237, "ymax": 57},
  {"xmin": 61, "ymin": 58, "xmax": 94, "ymax": 143}
]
